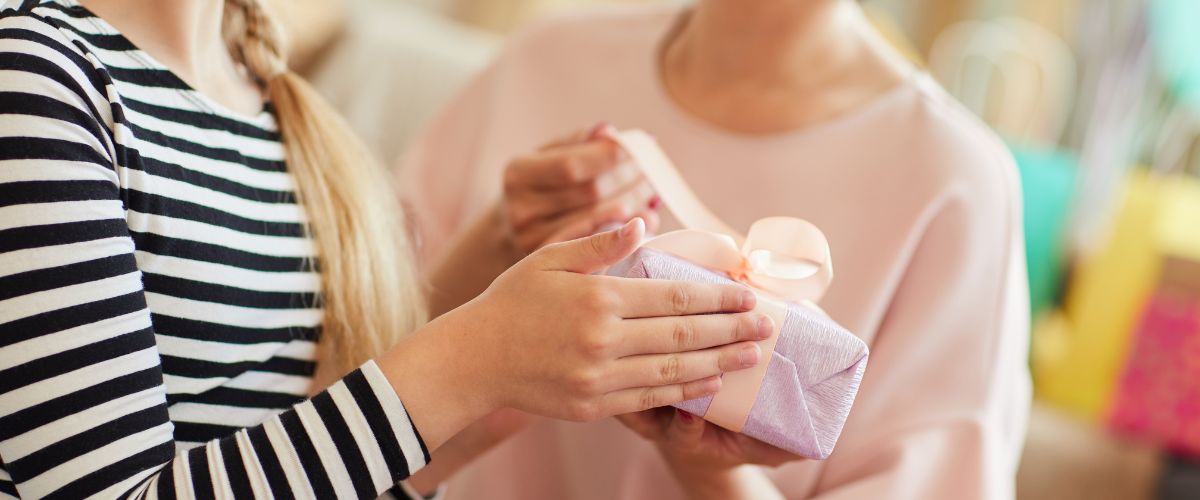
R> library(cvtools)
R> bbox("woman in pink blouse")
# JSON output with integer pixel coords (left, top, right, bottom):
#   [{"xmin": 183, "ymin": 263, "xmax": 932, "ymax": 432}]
[{"xmin": 399, "ymin": 0, "xmax": 1031, "ymax": 498}]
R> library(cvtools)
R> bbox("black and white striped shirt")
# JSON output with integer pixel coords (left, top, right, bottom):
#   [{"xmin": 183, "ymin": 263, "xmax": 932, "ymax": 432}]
[{"xmin": 0, "ymin": 1, "xmax": 430, "ymax": 497}]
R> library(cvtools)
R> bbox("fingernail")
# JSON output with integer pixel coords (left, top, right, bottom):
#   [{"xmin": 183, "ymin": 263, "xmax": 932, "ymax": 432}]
[
  {"xmin": 738, "ymin": 344, "xmax": 761, "ymax": 367},
  {"xmin": 676, "ymin": 409, "xmax": 694, "ymax": 423},
  {"xmin": 740, "ymin": 290, "xmax": 756, "ymax": 310},
  {"xmin": 647, "ymin": 195, "xmax": 662, "ymax": 210},
  {"xmin": 757, "ymin": 315, "xmax": 774, "ymax": 339},
  {"xmin": 620, "ymin": 217, "xmax": 644, "ymax": 239}
]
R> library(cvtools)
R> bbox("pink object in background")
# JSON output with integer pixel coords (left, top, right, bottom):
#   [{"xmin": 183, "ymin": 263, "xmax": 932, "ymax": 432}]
[
  {"xmin": 1109, "ymin": 289, "xmax": 1200, "ymax": 456},
  {"xmin": 608, "ymin": 247, "xmax": 869, "ymax": 458}
]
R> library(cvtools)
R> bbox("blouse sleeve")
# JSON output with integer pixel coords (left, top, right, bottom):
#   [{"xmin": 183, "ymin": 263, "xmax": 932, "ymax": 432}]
[
  {"xmin": 798, "ymin": 151, "xmax": 1032, "ymax": 499},
  {"xmin": 0, "ymin": 13, "xmax": 428, "ymax": 499}
]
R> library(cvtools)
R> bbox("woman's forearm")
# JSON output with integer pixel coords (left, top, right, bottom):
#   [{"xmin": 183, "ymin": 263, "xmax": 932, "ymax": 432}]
[{"xmin": 426, "ymin": 206, "xmax": 524, "ymax": 318}]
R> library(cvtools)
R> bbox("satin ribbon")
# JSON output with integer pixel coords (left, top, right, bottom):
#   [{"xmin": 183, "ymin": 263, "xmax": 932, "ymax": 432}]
[{"xmin": 611, "ymin": 130, "xmax": 834, "ymax": 432}]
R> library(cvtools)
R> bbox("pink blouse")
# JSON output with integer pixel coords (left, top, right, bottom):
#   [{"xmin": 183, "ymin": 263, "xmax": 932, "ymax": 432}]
[{"xmin": 397, "ymin": 5, "xmax": 1031, "ymax": 499}]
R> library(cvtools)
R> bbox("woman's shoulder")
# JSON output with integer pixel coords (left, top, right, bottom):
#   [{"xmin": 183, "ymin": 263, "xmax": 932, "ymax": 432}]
[{"xmin": 888, "ymin": 74, "xmax": 1022, "ymax": 215}]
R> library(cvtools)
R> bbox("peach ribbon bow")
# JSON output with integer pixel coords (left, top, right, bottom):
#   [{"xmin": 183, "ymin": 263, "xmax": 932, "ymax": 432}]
[{"xmin": 611, "ymin": 130, "xmax": 835, "ymax": 432}]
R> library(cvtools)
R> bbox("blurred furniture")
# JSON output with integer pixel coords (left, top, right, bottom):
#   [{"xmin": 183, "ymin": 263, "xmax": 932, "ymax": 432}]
[
  {"xmin": 1159, "ymin": 455, "xmax": 1200, "ymax": 499},
  {"xmin": 1018, "ymin": 404, "xmax": 1159, "ymax": 500},
  {"xmin": 304, "ymin": 0, "xmax": 498, "ymax": 164},
  {"xmin": 929, "ymin": 17, "xmax": 1076, "ymax": 144}
]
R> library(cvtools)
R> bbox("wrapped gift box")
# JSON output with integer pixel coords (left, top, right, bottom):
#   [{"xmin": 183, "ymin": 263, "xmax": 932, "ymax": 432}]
[{"xmin": 608, "ymin": 247, "xmax": 869, "ymax": 459}]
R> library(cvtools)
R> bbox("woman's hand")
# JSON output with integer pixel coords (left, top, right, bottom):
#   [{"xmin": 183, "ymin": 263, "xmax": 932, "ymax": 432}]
[
  {"xmin": 617, "ymin": 408, "xmax": 802, "ymax": 500},
  {"xmin": 382, "ymin": 219, "xmax": 772, "ymax": 451},
  {"xmin": 502, "ymin": 123, "xmax": 659, "ymax": 254}
]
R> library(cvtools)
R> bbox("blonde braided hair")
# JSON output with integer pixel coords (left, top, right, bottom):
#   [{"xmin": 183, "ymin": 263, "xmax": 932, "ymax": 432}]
[{"xmin": 222, "ymin": 0, "xmax": 426, "ymax": 382}]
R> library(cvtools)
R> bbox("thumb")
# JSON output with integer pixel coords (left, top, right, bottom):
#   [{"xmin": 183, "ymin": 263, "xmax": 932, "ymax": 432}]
[{"xmin": 536, "ymin": 217, "xmax": 644, "ymax": 273}]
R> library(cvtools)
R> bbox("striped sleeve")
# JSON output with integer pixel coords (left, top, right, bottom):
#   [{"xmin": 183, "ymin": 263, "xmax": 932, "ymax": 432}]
[{"xmin": 0, "ymin": 12, "xmax": 428, "ymax": 499}]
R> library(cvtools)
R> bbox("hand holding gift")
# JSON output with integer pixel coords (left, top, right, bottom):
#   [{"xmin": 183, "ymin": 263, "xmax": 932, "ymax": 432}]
[{"xmin": 604, "ymin": 130, "xmax": 870, "ymax": 460}]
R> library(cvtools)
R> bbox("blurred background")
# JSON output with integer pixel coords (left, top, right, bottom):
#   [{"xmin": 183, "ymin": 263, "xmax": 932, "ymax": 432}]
[{"xmin": 273, "ymin": 0, "xmax": 1200, "ymax": 498}]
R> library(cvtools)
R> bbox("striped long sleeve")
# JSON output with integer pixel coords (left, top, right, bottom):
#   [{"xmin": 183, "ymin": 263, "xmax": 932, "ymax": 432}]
[{"xmin": 1, "ymin": 3, "xmax": 429, "ymax": 498}]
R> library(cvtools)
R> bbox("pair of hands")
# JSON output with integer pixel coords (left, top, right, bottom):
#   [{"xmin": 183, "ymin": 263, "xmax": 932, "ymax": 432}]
[{"xmin": 493, "ymin": 124, "xmax": 802, "ymax": 472}]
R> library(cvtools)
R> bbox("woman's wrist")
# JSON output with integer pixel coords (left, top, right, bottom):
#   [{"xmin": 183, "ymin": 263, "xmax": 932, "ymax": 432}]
[
  {"xmin": 664, "ymin": 455, "xmax": 740, "ymax": 500},
  {"xmin": 665, "ymin": 457, "xmax": 780, "ymax": 500}
]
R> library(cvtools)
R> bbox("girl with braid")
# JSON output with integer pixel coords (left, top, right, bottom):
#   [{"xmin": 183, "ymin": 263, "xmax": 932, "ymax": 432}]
[{"xmin": 0, "ymin": 0, "xmax": 765, "ymax": 498}]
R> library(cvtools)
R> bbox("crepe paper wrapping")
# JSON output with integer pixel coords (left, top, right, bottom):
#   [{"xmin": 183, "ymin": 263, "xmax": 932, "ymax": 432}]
[
  {"xmin": 608, "ymin": 248, "xmax": 868, "ymax": 459},
  {"xmin": 1108, "ymin": 289, "xmax": 1200, "ymax": 457}
]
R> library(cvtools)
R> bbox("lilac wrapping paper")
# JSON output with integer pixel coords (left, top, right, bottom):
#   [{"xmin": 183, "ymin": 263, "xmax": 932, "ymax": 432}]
[{"xmin": 608, "ymin": 247, "xmax": 869, "ymax": 459}]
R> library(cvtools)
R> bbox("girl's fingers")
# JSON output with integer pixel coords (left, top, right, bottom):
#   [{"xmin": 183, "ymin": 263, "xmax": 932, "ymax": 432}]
[
  {"xmin": 602, "ymin": 376, "xmax": 723, "ymax": 416},
  {"xmin": 609, "ymin": 342, "xmax": 761, "ymax": 390},
  {"xmin": 615, "ymin": 312, "xmax": 772, "ymax": 357},
  {"xmin": 534, "ymin": 218, "xmax": 644, "ymax": 274},
  {"xmin": 612, "ymin": 278, "xmax": 755, "ymax": 319}
]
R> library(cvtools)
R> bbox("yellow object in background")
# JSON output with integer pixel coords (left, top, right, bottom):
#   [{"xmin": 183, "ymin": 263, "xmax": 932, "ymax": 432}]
[
  {"xmin": 1158, "ymin": 178, "xmax": 1200, "ymax": 262},
  {"xmin": 1034, "ymin": 171, "xmax": 1171, "ymax": 419}
]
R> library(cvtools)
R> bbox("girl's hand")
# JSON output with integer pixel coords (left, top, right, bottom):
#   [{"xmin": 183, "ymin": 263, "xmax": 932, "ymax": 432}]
[
  {"xmin": 618, "ymin": 408, "xmax": 803, "ymax": 470},
  {"xmin": 502, "ymin": 123, "xmax": 659, "ymax": 254},
  {"xmin": 385, "ymin": 218, "xmax": 774, "ymax": 452},
  {"xmin": 465, "ymin": 218, "xmax": 770, "ymax": 421}
]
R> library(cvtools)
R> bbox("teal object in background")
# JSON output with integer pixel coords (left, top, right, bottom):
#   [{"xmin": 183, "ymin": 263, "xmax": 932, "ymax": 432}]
[
  {"xmin": 1151, "ymin": 0, "xmax": 1200, "ymax": 111},
  {"xmin": 1010, "ymin": 145, "xmax": 1078, "ymax": 319}
]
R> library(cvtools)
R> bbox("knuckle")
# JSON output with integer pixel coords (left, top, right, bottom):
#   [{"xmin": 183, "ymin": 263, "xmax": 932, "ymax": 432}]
[
  {"xmin": 723, "ymin": 286, "xmax": 743, "ymax": 310},
  {"xmin": 579, "ymin": 284, "xmax": 617, "ymax": 315},
  {"xmin": 669, "ymin": 284, "xmax": 692, "ymax": 315},
  {"xmin": 558, "ymin": 157, "xmax": 585, "ymax": 183},
  {"xmin": 581, "ymin": 330, "xmax": 612, "ymax": 358},
  {"xmin": 735, "ymin": 313, "xmax": 755, "ymax": 341},
  {"xmin": 658, "ymin": 355, "xmax": 683, "ymax": 384},
  {"xmin": 569, "ymin": 368, "xmax": 603, "ymax": 395},
  {"xmin": 569, "ymin": 400, "xmax": 600, "ymax": 422},
  {"xmin": 581, "ymin": 180, "xmax": 603, "ymax": 203},
  {"xmin": 638, "ymin": 387, "xmax": 662, "ymax": 411},
  {"xmin": 504, "ymin": 156, "xmax": 533, "ymax": 186},
  {"xmin": 506, "ymin": 204, "xmax": 533, "ymax": 228},
  {"xmin": 585, "ymin": 232, "xmax": 610, "ymax": 258},
  {"xmin": 671, "ymin": 319, "xmax": 697, "ymax": 350}
]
